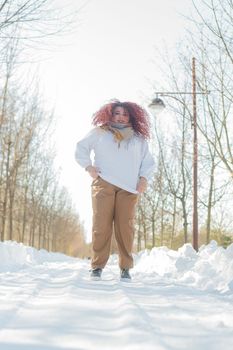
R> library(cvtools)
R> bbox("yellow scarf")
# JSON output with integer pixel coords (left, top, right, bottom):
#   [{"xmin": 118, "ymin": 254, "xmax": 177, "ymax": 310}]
[{"xmin": 101, "ymin": 124, "xmax": 134, "ymax": 147}]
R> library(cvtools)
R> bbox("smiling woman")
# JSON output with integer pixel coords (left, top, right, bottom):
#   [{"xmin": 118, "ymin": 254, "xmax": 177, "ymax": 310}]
[
  {"xmin": 92, "ymin": 100, "xmax": 151, "ymax": 139},
  {"xmin": 75, "ymin": 99, "xmax": 155, "ymax": 280},
  {"xmin": 112, "ymin": 106, "xmax": 130, "ymax": 124}
]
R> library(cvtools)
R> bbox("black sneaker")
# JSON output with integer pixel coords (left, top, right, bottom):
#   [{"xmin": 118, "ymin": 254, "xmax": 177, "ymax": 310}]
[
  {"xmin": 120, "ymin": 268, "xmax": 131, "ymax": 280},
  {"xmin": 90, "ymin": 268, "xmax": 102, "ymax": 280}
]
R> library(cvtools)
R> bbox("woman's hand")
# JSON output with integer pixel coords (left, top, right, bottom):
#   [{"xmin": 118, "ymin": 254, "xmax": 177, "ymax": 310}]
[
  {"xmin": 136, "ymin": 176, "xmax": 147, "ymax": 193},
  {"xmin": 85, "ymin": 165, "xmax": 100, "ymax": 179}
]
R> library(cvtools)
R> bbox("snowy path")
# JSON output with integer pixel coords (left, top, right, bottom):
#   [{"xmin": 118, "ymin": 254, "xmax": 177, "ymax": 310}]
[{"xmin": 0, "ymin": 256, "xmax": 233, "ymax": 350}]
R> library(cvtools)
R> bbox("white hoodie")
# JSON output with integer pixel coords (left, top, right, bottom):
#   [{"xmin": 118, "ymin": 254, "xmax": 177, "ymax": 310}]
[{"xmin": 75, "ymin": 127, "xmax": 155, "ymax": 194}]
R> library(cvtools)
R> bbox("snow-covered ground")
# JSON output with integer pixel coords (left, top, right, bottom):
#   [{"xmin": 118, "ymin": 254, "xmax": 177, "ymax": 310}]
[{"xmin": 0, "ymin": 240, "xmax": 233, "ymax": 350}]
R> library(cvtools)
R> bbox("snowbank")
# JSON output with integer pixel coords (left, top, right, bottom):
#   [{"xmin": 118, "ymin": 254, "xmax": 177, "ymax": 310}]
[
  {"xmin": 134, "ymin": 240, "xmax": 233, "ymax": 293},
  {"xmin": 0, "ymin": 240, "xmax": 76, "ymax": 269},
  {"xmin": 0, "ymin": 240, "xmax": 233, "ymax": 293}
]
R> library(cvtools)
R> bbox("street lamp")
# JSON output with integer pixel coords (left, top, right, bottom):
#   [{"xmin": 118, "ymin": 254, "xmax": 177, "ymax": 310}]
[
  {"xmin": 148, "ymin": 97, "xmax": 166, "ymax": 113},
  {"xmin": 148, "ymin": 57, "xmax": 204, "ymax": 252}
]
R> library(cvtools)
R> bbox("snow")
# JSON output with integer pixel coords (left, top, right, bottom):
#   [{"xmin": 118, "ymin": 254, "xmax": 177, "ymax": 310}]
[{"xmin": 0, "ymin": 240, "xmax": 233, "ymax": 350}]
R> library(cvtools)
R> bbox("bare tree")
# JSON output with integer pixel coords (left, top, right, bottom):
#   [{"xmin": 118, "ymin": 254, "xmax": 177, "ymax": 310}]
[
  {"xmin": 182, "ymin": 0, "xmax": 233, "ymax": 178},
  {"xmin": 0, "ymin": 0, "xmax": 89, "ymax": 255}
]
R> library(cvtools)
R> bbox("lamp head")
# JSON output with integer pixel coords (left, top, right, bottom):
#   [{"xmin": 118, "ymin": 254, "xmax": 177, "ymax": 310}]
[{"xmin": 148, "ymin": 97, "xmax": 166, "ymax": 116}]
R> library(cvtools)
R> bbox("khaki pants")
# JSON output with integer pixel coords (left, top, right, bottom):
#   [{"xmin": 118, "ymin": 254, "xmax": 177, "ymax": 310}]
[{"xmin": 91, "ymin": 177, "xmax": 138, "ymax": 269}]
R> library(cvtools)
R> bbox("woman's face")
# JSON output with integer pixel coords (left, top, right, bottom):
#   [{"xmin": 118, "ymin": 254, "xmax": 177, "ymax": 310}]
[{"xmin": 111, "ymin": 106, "xmax": 130, "ymax": 124}]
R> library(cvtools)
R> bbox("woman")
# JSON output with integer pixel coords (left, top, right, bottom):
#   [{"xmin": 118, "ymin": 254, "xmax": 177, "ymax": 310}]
[{"xmin": 75, "ymin": 99, "xmax": 155, "ymax": 280}]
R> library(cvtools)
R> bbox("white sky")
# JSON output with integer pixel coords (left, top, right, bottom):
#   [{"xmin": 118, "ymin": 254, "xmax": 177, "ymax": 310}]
[{"xmin": 34, "ymin": 0, "xmax": 194, "ymax": 241}]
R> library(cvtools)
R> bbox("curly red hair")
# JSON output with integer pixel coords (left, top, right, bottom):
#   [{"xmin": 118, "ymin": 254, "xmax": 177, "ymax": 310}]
[{"xmin": 92, "ymin": 99, "xmax": 151, "ymax": 139}]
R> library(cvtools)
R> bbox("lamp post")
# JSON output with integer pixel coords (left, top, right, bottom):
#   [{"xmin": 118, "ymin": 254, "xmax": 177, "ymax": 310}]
[{"xmin": 148, "ymin": 57, "xmax": 202, "ymax": 252}]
